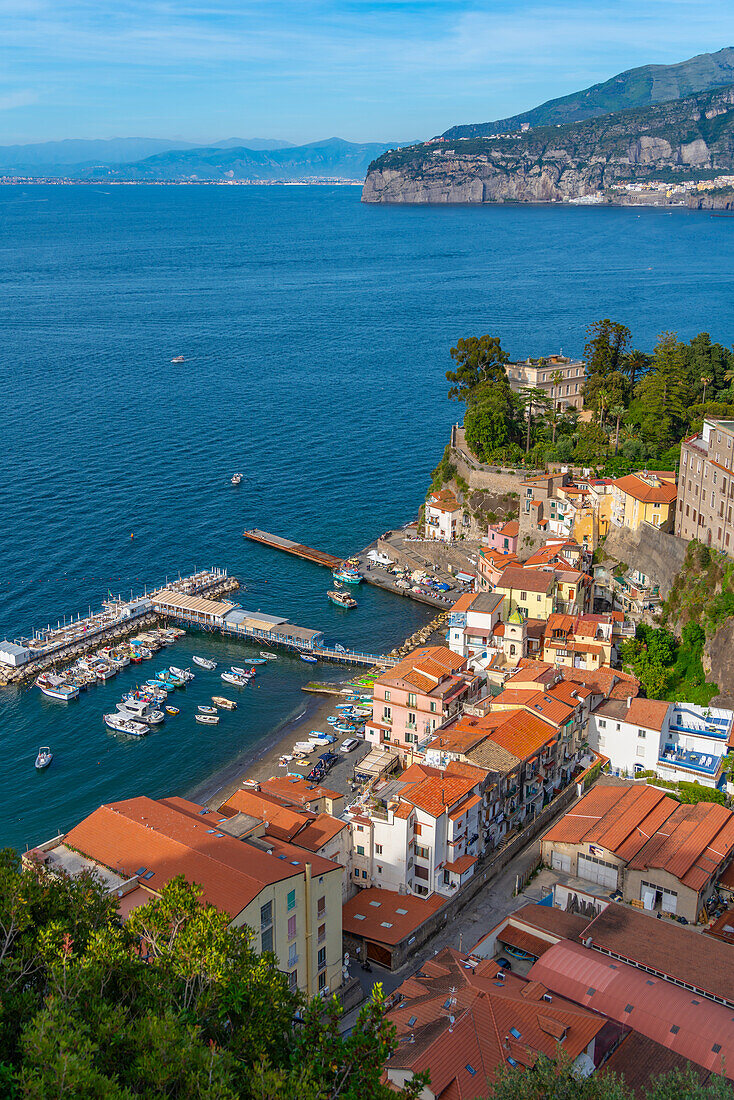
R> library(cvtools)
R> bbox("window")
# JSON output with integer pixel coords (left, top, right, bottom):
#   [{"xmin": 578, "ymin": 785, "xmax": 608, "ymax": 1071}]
[
  {"xmin": 430, "ymin": 701, "xmax": 436, "ymax": 713},
  {"xmin": 288, "ymin": 970, "xmax": 298, "ymax": 992},
  {"xmin": 318, "ymin": 923, "xmax": 326, "ymax": 943},
  {"xmin": 318, "ymin": 971, "xmax": 327, "ymax": 991},
  {"xmin": 383, "ymin": 706, "xmax": 391, "ymax": 720},
  {"xmin": 415, "ymin": 844, "xmax": 429, "ymax": 860},
  {"xmin": 288, "ymin": 943, "xmax": 298, "ymax": 968},
  {"xmin": 376, "ymin": 843, "xmax": 383, "ymax": 854},
  {"xmin": 317, "ymin": 896, "xmax": 325, "ymax": 917},
  {"xmin": 362, "ymin": 870, "xmax": 368, "ymax": 878},
  {"xmin": 260, "ymin": 901, "xmax": 272, "ymax": 929},
  {"xmin": 318, "ymin": 947, "xmax": 327, "ymax": 969},
  {"xmin": 261, "ymin": 927, "xmax": 274, "ymax": 953},
  {"xmin": 636, "ymin": 747, "xmax": 645, "ymax": 758},
  {"xmin": 288, "ymin": 915, "xmax": 297, "ymax": 941},
  {"xmin": 637, "ymin": 729, "xmax": 646, "ymax": 740},
  {"xmin": 287, "ymin": 889, "xmax": 296, "ymax": 911},
  {"xmin": 384, "ymin": 690, "xmax": 390, "ymax": 702},
  {"xmin": 408, "ymin": 693, "xmax": 417, "ymax": 707},
  {"xmin": 598, "ymin": 720, "xmax": 606, "ymax": 729},
  {"xmin": 356, "ymin": 844, "xmax": 365, "ymax": 856},
  {"xmin": 521, "ymin": 591, "xmax": 527, "ymax": 601}
]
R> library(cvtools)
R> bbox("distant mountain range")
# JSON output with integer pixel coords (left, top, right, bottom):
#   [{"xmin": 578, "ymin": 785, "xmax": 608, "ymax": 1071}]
[
  {"xmin": 443, "ymin": 46, "xmax": 734, "ymax": 139},
  {"xmin": 0, "ymin": 136, "xmax": 412, "ymax": 181}
]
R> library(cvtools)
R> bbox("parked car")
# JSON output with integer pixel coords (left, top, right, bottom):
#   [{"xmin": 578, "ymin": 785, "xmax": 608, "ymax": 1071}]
[{"xmin": 340, "ymin": 737, "xmax": 360, "ymax": 754}]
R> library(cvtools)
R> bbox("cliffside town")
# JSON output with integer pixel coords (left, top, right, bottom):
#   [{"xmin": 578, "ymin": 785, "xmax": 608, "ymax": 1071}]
[{"xmin": 362, "ymin": 84, "xmax": 734, "ymax": 205}]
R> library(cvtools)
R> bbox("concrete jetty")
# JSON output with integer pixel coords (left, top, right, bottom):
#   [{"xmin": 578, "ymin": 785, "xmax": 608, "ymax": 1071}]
[{"xmin": 243, "ymin": 529, "xmax": 342, "ymax": 569}]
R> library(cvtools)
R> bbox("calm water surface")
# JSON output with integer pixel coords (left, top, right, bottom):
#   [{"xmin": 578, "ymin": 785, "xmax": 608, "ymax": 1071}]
[{"xmin": 1, "ymin": 186, "xmax": 733, "ymax": 851}]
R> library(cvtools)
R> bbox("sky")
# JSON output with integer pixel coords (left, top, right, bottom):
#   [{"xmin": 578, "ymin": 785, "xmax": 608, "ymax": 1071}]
[{"xmin": 2, "ymin": 0, "xmax": 734, "ymax": 146}]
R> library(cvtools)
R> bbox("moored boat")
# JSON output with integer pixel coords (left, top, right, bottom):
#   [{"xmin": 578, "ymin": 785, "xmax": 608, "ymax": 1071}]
[
  {"xmin": 193, "ymin": 655, "xmax": 217, "ymax": 670},
  {"xmin": 116, "ymin": 698, "xmax": 165, "ymax": 725},
  {"xmin": 332, "ymin": 567, "xmax": 362, "ymax": 584},
  {"xmin": 259, "ymin": 651, "xmax": 277, "ymax": 660},
  {"xmin": 299, "ymin": 652, "xmax": 318, "ymax": 663},
  {"xmin": 212, "ymin": 696, "xmax": 237, "ymax": 709},
  {"xmin": 231, "ymin": 472, "xmax": 242, "ymax": 485},
  {"xmin": 104, "ymin": 713, "xmax": 148, "ymax": 737},
  {"xmin": 198, "ymin": 705, "xmax": 217, "ymax": 715},
  {"xmin": 221, "ymin": 671, "xmax": 250, "ymax": 687},
  {"xmin": 169, "ymin": 665, "xmax": 194, "ymax": 681},
  {"xmin": 230, "ymin": 666, "xmax": 255, "ymax": 677},
  {"xmin": 195, "ymin": 713, "xmax": 219, "ymax": 725},
  {"xmin": 165, "ymin": 706, "xmax": 180, "ymax": 715},
  {"xmin": 37, "ymin": 675, "xmax": 79, "ymax": 702},
  {"xmin": 35, "ymin": 746, "xmax": 53, "ymax": 769}
]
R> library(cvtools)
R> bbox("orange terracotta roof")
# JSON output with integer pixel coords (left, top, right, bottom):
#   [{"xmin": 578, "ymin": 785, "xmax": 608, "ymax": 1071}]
[
  {"xmin": 625, "ymin": 697, "xmax": 670, "ymax": 731},
  {"xmin": 444, "ymin": 854, "xmax": 477, "ymax": 873},
  {"xmin": 342, "ymin": 887, "xmax": 444, "ymax": 945},
  {"xmin": 482, "ymin": 709, "xmax": 558, "ymax": 761},
  {"xmin": 451, "ymin": 592, "xmax": 477, "ymax": 613},
  {"xmin": 63, "ymin": 796, "xmax": 337, "ymax": 917},
  {"xmin": 496, "ymin": 566, "xmax": 555, "ymax": 594},
  {"xmin": 613, "ymin": 473, "xmax": 678, "ymax": 504},
  {"xmin": 493, "ymin": 687, "xmax": 572, "ymax": 725},
  {"xmin": 386, "ymin": 948, "xmax": 606, "ymax": 1095},
  {"xmin": 499, "ymin": 520, "xmax": 519, "ymax": 537},
  {"xmin": 448, "ymin": 792, "xmax": 482, "ymax": 820},
  {"xmin": 256, "ymin": 776, "xmax": 341, "ymax": 805}
]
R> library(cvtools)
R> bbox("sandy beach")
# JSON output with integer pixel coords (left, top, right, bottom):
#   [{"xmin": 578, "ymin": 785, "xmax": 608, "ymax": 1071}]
[{"xmin": 189, "ymin": 681, "xmax": 371, "ymax": 810}]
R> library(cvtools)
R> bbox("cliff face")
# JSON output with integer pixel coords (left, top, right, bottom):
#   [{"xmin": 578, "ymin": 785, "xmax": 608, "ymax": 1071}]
[{"xmin": 363, "ymin": 85, "xmax": 734, "ymax": 204}]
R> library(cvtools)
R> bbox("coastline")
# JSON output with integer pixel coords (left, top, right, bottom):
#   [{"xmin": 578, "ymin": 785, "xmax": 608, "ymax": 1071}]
[{"xmin": 187, "ymin": 690, "xmax": 343, "ymax": 808}]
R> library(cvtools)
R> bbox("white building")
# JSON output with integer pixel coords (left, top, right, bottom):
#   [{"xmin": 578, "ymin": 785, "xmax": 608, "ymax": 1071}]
[
  {"xmin": 0, "ymin": 641, "xmax": 31, "ymax": 667},
  {"xmin": 447, "ymin": 591, "xmax": 505, "ymax": 659},
  {"xmin": 424, "ymin": 489, "xmax": 463, "ymax": 542},
  {"xmin": 346, "ymin": 761, "xmax": 487, "ymax": 898},
  {"xmin": 588, "ymin": 698, "xmax": 733, "ymax": 790}
]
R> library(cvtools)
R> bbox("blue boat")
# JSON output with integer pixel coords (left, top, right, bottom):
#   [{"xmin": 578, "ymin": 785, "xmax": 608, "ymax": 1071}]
[
  {"xmin": 332, "ymin": 569, "xmax": 362, "ymax": 584},
  {"xmin": 299, "ymin": 652, "xmax": 318, "ymax": 663}
]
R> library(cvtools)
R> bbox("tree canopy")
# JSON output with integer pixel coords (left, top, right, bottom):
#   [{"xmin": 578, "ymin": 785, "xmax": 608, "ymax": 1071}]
[
  {"xmin": 446, "ymin": 336, "xmax": 510, "ymax": 401},
  {"xmin": 0, "ymin": 854, "xmax": 425, "ymax": 1099}
]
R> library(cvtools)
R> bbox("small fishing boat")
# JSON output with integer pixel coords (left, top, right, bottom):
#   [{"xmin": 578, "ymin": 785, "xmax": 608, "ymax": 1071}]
[
  {"xmin": 328, "ymin": 589, "xmax": 357, "ymax": 609},
  {"xmin": 299, "ymin": 652, "xmax": 318, "ymax": 663},
  {"xmin": 198, "ymin": 705, "xmax": 218, "ymax": 715},
  {"xmin": 259, "ymin": 651, "xmax": 277, "ymax": 660},
  {"xmin": 116, "ymin": 697, "xmax": 165, "ymax": 725},
  {"xmin": 171, "ymin": 355, "xmax": 185, "ymax": 363},
  {"xmin": 129, "ymin": 650, "xmax": 143, "ymax": 664},
  {"xmin": 165, "ymin": 706, "xmax": 180, "ymax": 715},
  {"xmin": 35, "ymin": 746, "xmax": 53, "ymax": 770},
  {"xmin": 231, "ymin": 473, "xmax": 242, "ymax": 485},
  {"xmin": 96, "ymin": 664, "xmax": 117, "ymax": 681},
  {"xmin": 37, "ymin": 676, "xmax": 79, "ymax": 702},
  {"xmin": 212, "ymin": 696, "xmax": 237, "ymax": 710},
  {"xmin": 326, "ymin": 716, "xmax": 338, "ymax": 723},
  {"xmin": 221, "ymin": 671, "xmax": 249, "ymax": 687},
  {"xmin": 169, "ymin": 666, "xmax": 195, "ymax": 682},
  {"xmin": 193, "ymin": 655, "xmax": 217, "ymax": 670},
  {"xmin": 196, "ymin": 713, "xmax": 219, "ymax": 725},
  {"xmin": 230, "ymin": 666, "xmax": 253, "ymax": 676},
  {"xmin": 160, "ymin": 669, "xmax": 185, "ymax": 687},
  {"xmin": 248, "ymin": 658, "xmax": 268, "ymax": 665},
  {"xmin": 332, "ymin": 567, "xmax": 362, "ymax": 584},
  {"xmin": 104, "ymin": 713, "xmax": 148, "ymax": 737}
]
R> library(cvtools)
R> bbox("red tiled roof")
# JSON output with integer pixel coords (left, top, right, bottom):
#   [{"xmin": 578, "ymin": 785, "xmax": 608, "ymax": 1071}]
[
  {"xmin": 496, "ymin": 567, "xmax": 555, "ymax": 594},
  {"xmin": 496, "ymin": 925, "xmax": 553, "ymax": 959},
  {"xmin": 625, "ymin": 697, "xmax": 670, "ymax": 731},
  {"xmin": 613, "ymin": 474, "xmax": 677, "ymax": 504},
  {"xmin": 342, "ymin": 887, "xmax": 444, "ymax": 945},
  {"xmin": 444, "ymin": 854, "xmax": 477, "ymax": 874},
  {"xmin": 386, "ymin": 948, "xmax": 606, "ymax": 1096},
  {"xmin": 64, "ymin": 796, "xmax": 337, "ymax": 917},
  {"xmin": 530, "ymin": 940, "xmax": 734, "ymax": 1079},
  {"xmin": 256, "ymin": 776, "xmax": 341, "ymax": 805}
]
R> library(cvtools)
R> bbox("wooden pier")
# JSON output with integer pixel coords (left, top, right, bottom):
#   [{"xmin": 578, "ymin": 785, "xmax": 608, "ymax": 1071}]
[{"xmin": 243, "ymin": 529, "xmax": 342, "ymax": 570}]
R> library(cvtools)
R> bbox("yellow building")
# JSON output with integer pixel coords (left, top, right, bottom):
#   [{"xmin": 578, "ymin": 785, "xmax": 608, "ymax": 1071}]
[
  {"xmin": 611, "ymin": 472, "xmax": 677, "ymax": 532},
  {"xmin": 47, "ymin": 795, "xmax": 345, "ymax": 1000},
  {"xmin": 493, "ymin": 565, "xmax": 556, "ymax": 620}
]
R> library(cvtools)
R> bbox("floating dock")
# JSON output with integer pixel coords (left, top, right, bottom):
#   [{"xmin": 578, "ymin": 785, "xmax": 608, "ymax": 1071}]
[{"xmin": 243, "ymin": 529, "xmax": 342, "ymax": 570}]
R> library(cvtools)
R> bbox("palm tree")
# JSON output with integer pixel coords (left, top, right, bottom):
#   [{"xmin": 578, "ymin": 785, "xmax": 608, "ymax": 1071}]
[
  {"xmin": 597, "ymin": 386, "xmax": 611, "ymax": 431},
  {"xmin": 701, "ymin": 374, "xmax": 713, "ymax": 403},
  {"xmin": 550, "ymin": 368, "xmax": 563, "ymax": 444},
  {"xmin": 623, "ymin": 349, "xmax": 650, "ymax": 390},
  {"xmin": 609, "ymin": 404, "xmax": 625, "ymax": 455}
]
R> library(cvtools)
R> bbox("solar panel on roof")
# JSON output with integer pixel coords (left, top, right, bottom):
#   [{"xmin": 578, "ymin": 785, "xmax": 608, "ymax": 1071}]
[
  {"xmin": 134, "ymin": 866, "xmax": 146, "ymax": 875},
  {"xmin": 713, "ymin": 1043, "xmax": 722, "ymax": 1053},
  {"xmin": 408, "ymin": 1016, "xmax": 417, "ymax": 1027},
  {"xmin": 670, "ymin": 1025, "xmax": 679, "ymax": 1034}
]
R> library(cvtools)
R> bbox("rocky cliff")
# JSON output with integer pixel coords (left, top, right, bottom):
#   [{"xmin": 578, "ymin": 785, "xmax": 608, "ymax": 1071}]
[{"xmin": 363, "ymin": 85, "xmax": 734, "ymax": 204}]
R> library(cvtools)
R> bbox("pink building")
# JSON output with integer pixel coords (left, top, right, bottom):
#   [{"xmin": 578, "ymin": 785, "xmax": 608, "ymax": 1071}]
[
  {"xmin": 485, "ymin": 519, "xmax": 519, "ymax": 554},
  {"xmin": 365, "ymin": 646, "xmax": 482, "ymax": 764}
]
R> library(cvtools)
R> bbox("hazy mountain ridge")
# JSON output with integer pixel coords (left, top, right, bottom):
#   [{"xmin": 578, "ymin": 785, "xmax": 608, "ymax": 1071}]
[
  {"xmin": 443, "ymin": 46, "xmax": 734, "ymax": 139},
  {"xmin": 363, "ymin": 83, "xmax": 734, "ymax": 204}
]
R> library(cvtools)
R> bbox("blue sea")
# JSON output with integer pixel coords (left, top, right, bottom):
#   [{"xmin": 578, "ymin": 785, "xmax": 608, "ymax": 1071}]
[{"xmin": 1, "ymin": 184, "xmax": 733, "ymax": 852}]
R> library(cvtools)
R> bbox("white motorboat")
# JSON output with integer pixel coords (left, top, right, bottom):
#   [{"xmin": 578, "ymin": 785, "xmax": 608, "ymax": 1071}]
[
  {"xmin": 221, "ymin": 671, "xmax": 250, "ymax": 687},
  {"xmin": 104, "ymin": 713, "xmax": 148, "ymax": 737},
  {"xmin": 169, "ymin": 666, "xmax": 195, "ymax": 682},
  {"xmin": 231, "ymin": 473, "xmax": 243, "ymax": 485},
  {"xmin": 115, "ymin": 701, "xmax": 165, "ymax": 725},
  {"xmin": 198, "ymin": 705, "xmax": 217, "ymax": 715},
  {"xmin": 35, "ymin": 746, "xmax": 53, "ymax": 769},
  {"xmin": 230, "ymin": 666, "xmax": 253, "ymax": 676},
  {"xmin": 96, "ymin": 664, "xmax": 117, "ymax": 681},
  {"xmin": 196, "ymin": 713, "xmax": 219, "ymax": 725},
  {"xmin": 259, "ymin": 651, "xmax": 277, "ymax": 660},
  {"xmin": 193, "ymin": 656, "xmax": 217, "ymax": 670}
]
